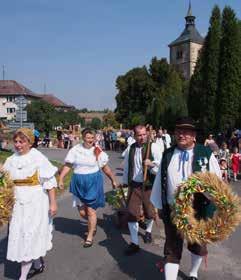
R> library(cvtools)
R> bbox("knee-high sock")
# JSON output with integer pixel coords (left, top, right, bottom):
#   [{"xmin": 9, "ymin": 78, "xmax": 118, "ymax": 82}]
[
  {"xmin": 145, "ymin": 219, "xmax": 154, "ymax": 233},
  {"xmin": 164, "ymin": 263, "xmax": 179, "ymax": 280},
  {"xmin": 19, "ymin": 261, "xmax": 32, "ymax": 280},
  {"xmin": 189, "ymin": 252, "xmax": 203, "ymax": 278},
  {"xmin": 128, "ymin": 222, "xmax": 139, "ymax": 245}
]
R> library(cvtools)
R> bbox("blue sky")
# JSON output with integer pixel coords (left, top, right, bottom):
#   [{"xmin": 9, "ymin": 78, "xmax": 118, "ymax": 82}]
[{"xmin": 0, "ymin": 0, "xmax": 240, "ymax": 110}]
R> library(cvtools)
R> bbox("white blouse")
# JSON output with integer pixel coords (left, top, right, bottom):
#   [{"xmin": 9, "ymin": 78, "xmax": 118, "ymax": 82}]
[
  {"xmin": 3, "ymin": 148, "xmax": 58, "ymax": 190},
  {"xmin": 65, "ymin": 144, "xmax": 109, "ymax": 174}
]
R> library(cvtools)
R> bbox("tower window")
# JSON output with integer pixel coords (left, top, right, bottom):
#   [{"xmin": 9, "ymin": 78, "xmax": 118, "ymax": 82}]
[{"xmin": 176, "ymin": 50, "xmax": 183, "ymax": 59}]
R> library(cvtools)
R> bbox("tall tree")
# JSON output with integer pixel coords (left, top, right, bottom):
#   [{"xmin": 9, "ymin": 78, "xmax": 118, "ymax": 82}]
[
  {"xmin": 188, "ymin": 5, "xmax": 221, "ymax": 133},
  {"xmin": 217, "ymin": 6, "xmax": 241, "ymax": 132}
]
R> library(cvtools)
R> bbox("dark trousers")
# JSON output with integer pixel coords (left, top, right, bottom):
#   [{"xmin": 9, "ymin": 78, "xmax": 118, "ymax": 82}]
[
  {"xmin": 163, "ymin": 218, "xmax": 208, "ymax": 264},
  {"xmin": 127, "ymin": 182, "xmax": 156, "ymax": 222}
]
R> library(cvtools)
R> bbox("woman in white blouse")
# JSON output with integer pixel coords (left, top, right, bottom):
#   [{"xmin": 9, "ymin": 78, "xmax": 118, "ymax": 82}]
[
  {"xmin": 3, "ymin": 128, "xmax": 58, "ymax": 280},
  {"xmin": 59, "ymin": 128, "xmax": 117, "ymax": 248}
]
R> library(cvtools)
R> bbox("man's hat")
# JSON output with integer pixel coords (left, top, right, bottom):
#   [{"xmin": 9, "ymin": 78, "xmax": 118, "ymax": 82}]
[{"xmin": 175, "ymin": 117, "xmax": 196, "ymax": 131}]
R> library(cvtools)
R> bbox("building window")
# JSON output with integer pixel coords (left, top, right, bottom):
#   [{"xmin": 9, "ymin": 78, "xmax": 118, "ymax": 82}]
[
  {"xmin": 7, "ymin": 108, "xmax": 15, "ymax": 113},
  {"xmin": 7, "ymin": 96, "xmax": 15, "ymax": 102},
  {"xmin": 176, "ymin": 50, "xmax": 183, "ymax": 59}
]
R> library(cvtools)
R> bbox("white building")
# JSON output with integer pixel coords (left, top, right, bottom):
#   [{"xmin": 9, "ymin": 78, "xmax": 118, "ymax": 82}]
[{"xmin": 0, "ymin": 80, "xmax": 40, "ymax": 120}]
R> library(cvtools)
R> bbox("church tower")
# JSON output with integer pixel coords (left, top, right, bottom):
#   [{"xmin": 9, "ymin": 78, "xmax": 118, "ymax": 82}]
[{"xmin": 169, "ymin": 2, "xmax": 204, "ymax": 79}]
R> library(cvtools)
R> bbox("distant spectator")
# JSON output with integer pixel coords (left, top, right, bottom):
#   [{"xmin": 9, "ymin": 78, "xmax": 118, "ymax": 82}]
[
  {"xmin": 230, "ymin": 147, "xmax": 241, "ymax": 181},
  {"xmin": 33, "ymin": 129, "xmax": 40, "ymax": 148},
  {"xmin": 57, "ymin": 129, "xmax": 64, "ymax": 148}
]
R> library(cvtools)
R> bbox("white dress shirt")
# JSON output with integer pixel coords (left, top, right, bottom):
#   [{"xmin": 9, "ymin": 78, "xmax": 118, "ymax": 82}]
[{"xmin": 150, "ymin": 147, "xmax": 222, "ymax": 209}]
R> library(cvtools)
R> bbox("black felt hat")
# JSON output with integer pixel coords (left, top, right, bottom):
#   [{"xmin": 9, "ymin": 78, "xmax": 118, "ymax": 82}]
[{"xmin": 175, "ymin": 117, "xmax": 196, "ymax": 131}]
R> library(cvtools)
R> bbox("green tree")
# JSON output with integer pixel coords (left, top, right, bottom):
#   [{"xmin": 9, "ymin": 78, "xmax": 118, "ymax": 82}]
[
  {"xmin": 90, "ymin": 118, "xmax": 102, "ymax": 129},
  {"xmin": 188, "ymin": 5, "xmax": 221, "ymax": 134},
  {"xmin": 103, "ymin": 111, "xmax": 119, "ymax": 128},
  {"xmin": 115, "ymin": 66, "xmax": 155, "ymax": 126},
  {"xmin": 27, "ymin": 100, "xmax": 57, "ymax": 131},
  {"xmin": 217, "ymin": 6, "xmax": 241, "ymax": 132}
]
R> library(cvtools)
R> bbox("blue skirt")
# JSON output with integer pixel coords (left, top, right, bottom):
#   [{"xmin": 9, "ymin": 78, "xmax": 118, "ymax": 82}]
[{"xmin": 69, "ymin": 171, "xmax": 105, "ymax": 210}]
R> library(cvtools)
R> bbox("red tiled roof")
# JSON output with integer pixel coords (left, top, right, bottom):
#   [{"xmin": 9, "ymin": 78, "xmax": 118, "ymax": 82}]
[
  {"xmin": 39, "ymin": 94, "xmax": 74, "ymax": 108},
  {"xmin": 0, "ymin": 80, "xmax": 40, "ymax": 98}
]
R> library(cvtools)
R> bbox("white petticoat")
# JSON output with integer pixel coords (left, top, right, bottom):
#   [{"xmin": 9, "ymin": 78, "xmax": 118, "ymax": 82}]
[{"xmin": 7, "ymin": 186, "xmax": 53, "ymax": 262}]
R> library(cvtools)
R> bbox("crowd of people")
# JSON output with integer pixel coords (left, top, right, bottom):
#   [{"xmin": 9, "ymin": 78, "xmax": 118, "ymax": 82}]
[{"xmin": 1, "ymin": 120, "xmax": 241, "ymax": 280}]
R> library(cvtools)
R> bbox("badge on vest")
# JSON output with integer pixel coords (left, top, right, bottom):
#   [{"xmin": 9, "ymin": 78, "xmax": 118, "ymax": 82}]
[{"xmin": 197, "ymin": 157, "xmax": 208, "ymax": 172}]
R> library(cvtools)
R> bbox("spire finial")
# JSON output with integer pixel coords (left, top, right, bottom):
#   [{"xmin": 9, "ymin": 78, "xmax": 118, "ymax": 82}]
[{"xmin": 187, "ymin": 0, "xmax": 192, "ymax": 17}]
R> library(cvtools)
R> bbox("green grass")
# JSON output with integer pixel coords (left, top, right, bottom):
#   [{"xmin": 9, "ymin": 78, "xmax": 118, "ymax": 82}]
[{"xmin": 0, "ymin": 150, "xmax": 72, "ymax": 195}]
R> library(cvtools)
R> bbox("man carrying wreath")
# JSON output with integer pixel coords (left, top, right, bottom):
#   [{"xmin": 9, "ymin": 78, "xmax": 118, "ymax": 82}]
[{"xmin": 151, "ymin": 117, "xmax": 221, "ymax": 280}]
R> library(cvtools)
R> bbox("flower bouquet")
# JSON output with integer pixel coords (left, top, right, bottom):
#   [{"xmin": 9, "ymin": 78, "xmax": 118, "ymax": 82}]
[{"xmin": 0, "ymin": 168, "xmax": 14, "ymax": 226}]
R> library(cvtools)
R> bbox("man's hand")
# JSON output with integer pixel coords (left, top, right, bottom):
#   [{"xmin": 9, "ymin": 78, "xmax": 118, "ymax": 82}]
[{"xmin": 144, "ymin": 159, "xmax": 155, "ymax": 168}]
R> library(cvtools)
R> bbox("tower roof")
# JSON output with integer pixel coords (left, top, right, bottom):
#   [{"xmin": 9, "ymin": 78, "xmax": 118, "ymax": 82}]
[{"xmin": 169, "ymin": 2, "xmax": 204, "ymax": 47}]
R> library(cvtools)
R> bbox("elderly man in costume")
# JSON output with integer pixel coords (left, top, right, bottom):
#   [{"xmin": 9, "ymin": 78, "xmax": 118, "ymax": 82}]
[
  {"xmin": 151, "ymin": 117, "xmax": 221, "ymax": 280},
  {"xmin": 122, "ymin": 125, "xmax": 162, "ymax": 255}
]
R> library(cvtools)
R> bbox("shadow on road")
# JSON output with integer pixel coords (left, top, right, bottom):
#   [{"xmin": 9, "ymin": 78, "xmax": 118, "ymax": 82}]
[
  {"xmin": 54, "ymin": 217, "xmax": 87, "ymax": 240},
  {"xmin": 0, "ymin": 234, "xmax": 20, "ymax": 280}
]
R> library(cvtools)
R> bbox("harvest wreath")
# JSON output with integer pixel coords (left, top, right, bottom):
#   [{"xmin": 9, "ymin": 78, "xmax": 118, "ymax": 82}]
[
  {"xmin": 171, "ymin": 172, "xmax": 241, "ymax": 245},
  {"xmin": 0, "ymin": 169, "xmax": 14, "ymax": 226}
]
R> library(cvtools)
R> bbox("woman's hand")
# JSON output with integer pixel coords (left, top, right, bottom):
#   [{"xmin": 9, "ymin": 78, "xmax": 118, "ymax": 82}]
[
  {"xmin": 58, "ymin": 179, "xmax": 65, "ymax": 190},
  {"xmin": 49, "ymin": 201, "xmax": 58, "ymax": 217},
  {"xmin": 111, "ymin": 179, "xmax": 118, "ymax": 189}
]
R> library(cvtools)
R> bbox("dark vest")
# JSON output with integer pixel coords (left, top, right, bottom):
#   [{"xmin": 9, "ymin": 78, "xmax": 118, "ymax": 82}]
[
  {"xmin": 128, "ymin": 142, "xmax": 155, "ymax": 187},
  {"xmin": 161, "ymin": 144, "xmax": 214, "ymax": 221}
]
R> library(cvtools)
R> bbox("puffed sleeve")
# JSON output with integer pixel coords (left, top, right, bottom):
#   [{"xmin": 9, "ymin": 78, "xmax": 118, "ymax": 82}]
[
  {"xmin": 64, "ymin": 146, "xmax": 76, "ymax": 164},
  {"xmin": 150, "ymin": 165, "xmax": 163, "ymax": 209},
  {"xmin": 150, "ymin": 142, "xmax": 163, "ymax": 175},
  {"xmin": 3, "ymin": 157, "xmax": 10, "ymax": 172},
  {"xmin": 37, "ymin": 152, "xmax": 58, "ymax": 190},
  {"xmin": 98, "ymin": 151, "xmax": 109, "ymax": 168}
]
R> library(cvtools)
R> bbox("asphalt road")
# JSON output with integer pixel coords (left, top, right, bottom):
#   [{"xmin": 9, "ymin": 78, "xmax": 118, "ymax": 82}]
[{"xmin": 0, "ymin": 148, "xmax": 241, "ymax": 280}]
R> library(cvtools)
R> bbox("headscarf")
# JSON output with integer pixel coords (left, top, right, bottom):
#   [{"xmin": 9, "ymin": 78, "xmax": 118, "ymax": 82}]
[{"xmin": 15, "ymin": 128, "xmax": 35, "ymax": 144}]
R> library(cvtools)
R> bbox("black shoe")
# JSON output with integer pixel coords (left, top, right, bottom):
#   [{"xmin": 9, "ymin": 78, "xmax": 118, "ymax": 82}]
[
  {"xmin": 124, "ymin": 243, "xmax": 140, "ymax": 256},
  {"xmin": 189, "ymin": 277, "xmax": 198, "ymax": 280},
  {"xmin": 138, "ymin": 220, "xmax": 147, "ymax": 230},
  {"xmin": 27, "ymin": 258, "xmax": 45, "ymax": 279},
  {"xmin": 143, "ymin": 232, "xmax": 152, "ymax": 243}
]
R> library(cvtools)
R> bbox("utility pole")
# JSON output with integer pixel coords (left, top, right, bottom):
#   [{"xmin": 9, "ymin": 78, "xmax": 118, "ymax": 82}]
[
  {"xmin": 44, "ymin": 83, "xmax": 47, "ymax": 94},
  {"xmin": 2, "ymin": 65, "xmax": 5, "ymax": 80}
]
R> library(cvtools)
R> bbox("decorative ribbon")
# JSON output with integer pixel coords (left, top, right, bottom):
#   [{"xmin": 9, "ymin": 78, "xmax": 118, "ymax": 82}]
[{"xmin": 178, "ymin": 150, "xmax": 189, "ymax": 181}]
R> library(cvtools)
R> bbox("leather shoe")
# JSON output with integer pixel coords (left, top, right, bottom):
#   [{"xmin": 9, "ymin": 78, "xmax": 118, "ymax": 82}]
[
  {"xmin": 124, "ymin": 243, "xmax": 140, "ymax": 256},
  {"xmin": 143, "ymin": 232, "xmax": 152, "ymax": 243},
  {"xmin": 189, "ymin": 277, "xmax": 198, "ymax": 280},
  {"xmin": 138, "ymin": 220, "xmax": 147, "ymax": 230},
  {"xmin": 27, "ymin": 258, "xmax": 45, "ymax": 279}
]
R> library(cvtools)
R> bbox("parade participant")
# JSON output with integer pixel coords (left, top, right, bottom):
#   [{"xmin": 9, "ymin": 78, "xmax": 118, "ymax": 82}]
[
  {"xmin": 163, "ymin": 129, "xmax": 172, "ymax": 148},
  {"xmin": 3, "ymin": 128, "xmax": 58, "ymax": 280},
  {"xmin": 151, "ymin": 117, "xmax": 221, "ymax": 280},
  {"xmin": 122, "ymin": 125, "xmax": 162, "ymax": 256},
  {"xmin": 155, "ymin": 129, "xmax": 166, "ymax": 153},
  {"xmin": 58, "ymin": 128, "xmax": 117, "ymax": 248}
]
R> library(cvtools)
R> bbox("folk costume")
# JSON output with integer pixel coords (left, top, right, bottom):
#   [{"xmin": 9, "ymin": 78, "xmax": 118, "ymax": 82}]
[
  {"xmin": 65, "ymin": 144, "xmax": 109, "ymax": 209},
  {"xmin": 151, "ymin": 144, "xmax": 221, "ymax": 280},
  {"xmin": 3, "ymin": 148, "xmax": 58, "ymax": 263},
  {"xmin": 123, "ymin": 141, "xmax": 162, "ymax": 250}
]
